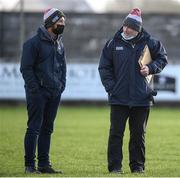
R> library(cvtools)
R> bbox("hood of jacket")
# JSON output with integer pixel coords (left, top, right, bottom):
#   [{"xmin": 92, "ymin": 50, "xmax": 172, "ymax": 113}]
[{"xmin": 37, "ymin": 25, "xmax": 62, "ymax": 43}]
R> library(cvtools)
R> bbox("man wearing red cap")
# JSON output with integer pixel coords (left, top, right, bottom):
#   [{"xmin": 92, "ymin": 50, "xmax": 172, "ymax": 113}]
[
  {"xmin": 99, "ymin": 8, "xmax": 168, "ymax": 174},
  {"xmin": 20, "ymin": 8, "xmax": 66, "ymax": 174}
]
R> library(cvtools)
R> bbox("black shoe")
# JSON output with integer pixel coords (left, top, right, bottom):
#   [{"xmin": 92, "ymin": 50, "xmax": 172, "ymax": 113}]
[
  {"xmin": 131, "ymin": 168, "xmax": 144, "ymax": 173},
  {"xmin": 110, "ymin": 169, "xmax": 123, "ymax": 174},
  {"xmin": 38, "ymin": 166, "xmax": 63, "ymax": 174},
  {"xmin": 25, "ymin": 167, "xmax": 41, "ymax": 174}
]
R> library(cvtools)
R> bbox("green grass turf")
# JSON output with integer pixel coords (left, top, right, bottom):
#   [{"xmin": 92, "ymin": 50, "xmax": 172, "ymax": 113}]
[{"xmin": 0, "ymin": 105, "xmax": 180, "ymax": 177}]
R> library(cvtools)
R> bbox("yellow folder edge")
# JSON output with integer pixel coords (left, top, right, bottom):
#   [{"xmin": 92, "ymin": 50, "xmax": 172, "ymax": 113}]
[{"xmin": 138, "ymin": 45, "xmax": 153, "ymax": 83}]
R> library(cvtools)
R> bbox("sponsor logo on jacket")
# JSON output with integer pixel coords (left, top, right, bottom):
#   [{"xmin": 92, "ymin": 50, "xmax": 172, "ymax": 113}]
[{"xmin": 116, "ymin": 46, "xmax": 123, "ymax": 50}]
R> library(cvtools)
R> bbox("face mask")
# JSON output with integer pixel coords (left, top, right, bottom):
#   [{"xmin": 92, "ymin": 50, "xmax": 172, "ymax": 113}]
[
  {"xmin": 121, "ymin": 32, "xmax": 137, "ymax": 40},
  {"xmin": 52, "ymin": 24, "xmax": 65, "ymax": 35}
]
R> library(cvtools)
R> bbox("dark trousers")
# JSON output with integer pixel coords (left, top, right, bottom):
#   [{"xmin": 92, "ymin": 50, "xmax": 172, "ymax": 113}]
[
  {"xmin": 24, "ymin": 88, "xmax": 61, "ymax": 167},
  {"xmin": 108, "ymin": 105, "xmax": 150, "ymax": 172}
]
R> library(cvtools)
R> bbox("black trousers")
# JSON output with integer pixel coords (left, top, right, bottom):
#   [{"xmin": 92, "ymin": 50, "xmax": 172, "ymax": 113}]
[
  {"xmin": 108, "ymin": 105, "xmax": 150, "ymax": 172},
  {"xmin": 24, "ymin": 88, "xmax": 61, "ymax": 167}
]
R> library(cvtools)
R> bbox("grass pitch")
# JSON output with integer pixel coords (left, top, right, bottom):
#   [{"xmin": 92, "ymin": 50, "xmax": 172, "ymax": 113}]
[{"xmin": 0, "ymin": 105, "xmax": 180, "ymax": 177}]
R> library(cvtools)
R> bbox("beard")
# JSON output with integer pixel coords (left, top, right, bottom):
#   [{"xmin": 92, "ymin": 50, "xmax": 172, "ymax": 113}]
[{"xmin": 52, "ymin": 24, "xmax": 65, "ymax": 35}]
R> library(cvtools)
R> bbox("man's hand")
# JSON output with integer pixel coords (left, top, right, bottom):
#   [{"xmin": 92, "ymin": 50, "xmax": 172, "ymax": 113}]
[{"xmin": 140, "ymin": 65, "xmax": 149, "ymax": 77}]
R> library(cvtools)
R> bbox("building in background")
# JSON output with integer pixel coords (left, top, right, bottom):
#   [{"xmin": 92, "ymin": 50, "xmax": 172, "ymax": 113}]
[{"xmin": 0, "ymin": 0, "xmax": 180, "ymax": 63}]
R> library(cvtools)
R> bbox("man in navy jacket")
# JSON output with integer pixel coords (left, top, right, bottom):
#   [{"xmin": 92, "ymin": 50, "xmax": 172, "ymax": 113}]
[
  {"xmin": 99, "ymin": 8, "xmax": 167, "ymax": 174},
  {"xmin": 20, "ymin": 8, "xmax": 66, "ymax": 174}
]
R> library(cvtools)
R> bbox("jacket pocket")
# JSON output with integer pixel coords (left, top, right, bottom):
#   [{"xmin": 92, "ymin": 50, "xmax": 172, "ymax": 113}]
[
  {"xmin": 109, "ymin": 81, "xmax": 118, "ymax": 96},
  {"xmin": 136, "ymin": 78, "xmax": 153, "ymax": 100}
]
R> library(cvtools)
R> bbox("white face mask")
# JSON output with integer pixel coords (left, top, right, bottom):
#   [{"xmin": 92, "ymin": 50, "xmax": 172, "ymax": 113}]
[{"xmin": 121, "ymin": 32, "xmax": 137, "ymax": 40}]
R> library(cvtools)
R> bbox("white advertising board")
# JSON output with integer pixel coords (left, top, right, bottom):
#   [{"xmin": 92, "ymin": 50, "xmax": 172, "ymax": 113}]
[{"xmin": 0, "ymin": 63, "xmax": 179, "ymax": 101}]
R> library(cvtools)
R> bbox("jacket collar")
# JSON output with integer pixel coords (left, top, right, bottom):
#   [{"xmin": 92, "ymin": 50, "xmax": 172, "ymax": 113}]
[{"xmin": 114, "ymin": 27, "xmax": 150, "ymax": 44}]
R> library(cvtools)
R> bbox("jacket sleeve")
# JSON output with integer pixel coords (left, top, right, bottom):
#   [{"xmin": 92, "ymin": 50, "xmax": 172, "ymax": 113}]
[
  {"xmin": 61, "ymin": 51, "xmax": 66, "ymax": 93},
  {"xmin": 98, "ymin": 39, "xmax": 115, "ymax": 93},
  {"xmin": 147, "ymin": 38, "xmax": 168, "ymax": 74},
  {"xmin": 20, "ymin": 39, "xmax": 39, "ymax": 92}
]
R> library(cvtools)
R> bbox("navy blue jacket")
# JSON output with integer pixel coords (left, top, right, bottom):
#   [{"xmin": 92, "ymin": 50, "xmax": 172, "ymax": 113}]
[
  {"xmin": 20, "ymin": 26, "xmax": 66, "ymax": 95},
  {"xmin": 99, "ymin": 28, "xmax": 168, "ymax": 106}
]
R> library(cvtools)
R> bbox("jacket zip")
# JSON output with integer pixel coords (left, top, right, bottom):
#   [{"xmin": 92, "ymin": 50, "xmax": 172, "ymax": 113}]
[
  {"xmin": 130, "ymin": 48, "xmax": 136, "ymax": 107},
  {"xmin": 125, "ymin": 41, "xmax": 136, "ymax": 107},
  {"xmin": 53, "ymin": 41, "xmax": 56, "ymax": 88}
]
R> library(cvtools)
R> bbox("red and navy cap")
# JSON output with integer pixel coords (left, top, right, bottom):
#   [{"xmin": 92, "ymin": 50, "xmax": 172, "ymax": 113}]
[
  {"xmin": 123, "ymin": 8, "xmax": 142, "ymax": 32},
  {"xmin": 43, "ymin": 8, "xmax": 65, "ymax": 28}
]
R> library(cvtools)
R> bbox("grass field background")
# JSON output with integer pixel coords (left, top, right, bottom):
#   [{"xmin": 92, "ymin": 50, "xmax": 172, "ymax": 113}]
[{"xmin": 0, "ymin": 105, "xmax": 180, "ymax": 177}]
